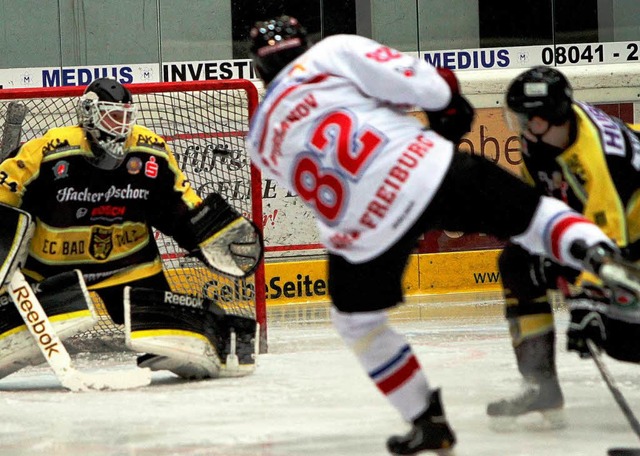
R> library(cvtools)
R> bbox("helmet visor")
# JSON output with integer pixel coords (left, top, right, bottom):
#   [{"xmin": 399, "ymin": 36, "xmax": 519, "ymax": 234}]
[{"xmin": 504, "ymin": 108, "xmax": 529, "ymax": 134}]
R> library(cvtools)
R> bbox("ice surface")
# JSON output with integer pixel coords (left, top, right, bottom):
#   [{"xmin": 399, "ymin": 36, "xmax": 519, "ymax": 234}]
[{"xmin": 1, "ymin": 294, "xmax": 639, "ymax": 456}]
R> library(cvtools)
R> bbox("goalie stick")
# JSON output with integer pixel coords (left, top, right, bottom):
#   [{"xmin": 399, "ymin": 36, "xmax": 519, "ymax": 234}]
[
  {"xmin": 7, "ymin": 270, "xmax": 152, "ymax": 391},
  {"xmin": 0, "ymin": 101, "xmax": 27, "ymax": 159},
  {"xmin": 587, "ymin": 340, "xmax": 640, "ymax": 456}
]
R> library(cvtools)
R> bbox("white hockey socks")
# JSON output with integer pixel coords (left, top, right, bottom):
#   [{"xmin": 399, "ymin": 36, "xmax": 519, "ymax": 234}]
[{"xmin": 331, "ymin": 307, "xmax": 430, "ymax": 421}]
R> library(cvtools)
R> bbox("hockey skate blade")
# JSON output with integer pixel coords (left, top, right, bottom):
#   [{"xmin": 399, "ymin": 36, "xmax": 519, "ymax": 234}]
[
  {"xmin": 488, "ymin": 409, "xmax": 567, "ymax": 432},
  {"xmin": 61, "ymin": 367, "xmax": 152, "ymax": 392},
  {"xmin": 608, "ymin": 449, "xmax": 640, "ymax": 456}
]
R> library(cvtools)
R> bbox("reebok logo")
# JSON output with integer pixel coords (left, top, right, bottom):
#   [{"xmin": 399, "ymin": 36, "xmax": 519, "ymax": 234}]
[
  {"xmin": 163, "ymin": 291, "xmax": 203, "ymax": 309},
  {"xmin": 10, "ymin": 285, "xmax": 60, "ymax": 358}
]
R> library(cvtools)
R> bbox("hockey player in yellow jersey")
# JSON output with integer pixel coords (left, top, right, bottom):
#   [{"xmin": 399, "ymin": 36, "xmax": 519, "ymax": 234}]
[
  {"xmin": 487, "ymin": 66, "xmax": 640, "ymax": 424},
  {"xmin": 0, "ymin": 78, "xmax": 262, "ymax": 381}
]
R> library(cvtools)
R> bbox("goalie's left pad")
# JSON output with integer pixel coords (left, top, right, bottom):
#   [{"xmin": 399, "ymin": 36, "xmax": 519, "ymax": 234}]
[
  {"xmin": 125, "ymin": 287, "xmax": 257, "ymax": 380},
  {"xmin": 0, "ymin": 203, "xmax": 34, "ymax": 286},
  {"xmin": 186, "ymin": 193, "xmax": 263, "ymax": 278},
  {"xmin": 0, "ymin": 270, "xmax": 97, "ymax": 379}
]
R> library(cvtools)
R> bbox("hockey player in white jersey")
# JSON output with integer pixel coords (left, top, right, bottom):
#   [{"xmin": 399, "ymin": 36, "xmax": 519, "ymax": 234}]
[{"xmin": 247, "ymin": 16, "xmax": 640, "ymax": 455}]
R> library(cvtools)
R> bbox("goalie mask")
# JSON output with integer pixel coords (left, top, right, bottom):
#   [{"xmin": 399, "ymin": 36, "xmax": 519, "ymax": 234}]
[
  {"xmin": 78, "ymin": 78, "xmax": 137, "ymax": 170},
  {"xmin": 249, "ymin": 15, "xmax": 309, "ymax": 85},
  {"xmin": 504, "ymin": 66, "xmax": 574, "ymax": 133}
]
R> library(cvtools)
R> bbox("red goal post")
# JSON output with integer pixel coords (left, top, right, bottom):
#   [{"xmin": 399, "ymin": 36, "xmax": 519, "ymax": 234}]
[{"xmin": 0, "ymin": 80, "xmax": 267, "ymax": 353}]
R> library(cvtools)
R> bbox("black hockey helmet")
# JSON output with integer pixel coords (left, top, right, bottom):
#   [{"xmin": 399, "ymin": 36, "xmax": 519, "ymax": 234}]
[
  {"xmin": 249, "ymin": 15, "xmax": 309, "ymax": 84},
  {"xmin": 505, "ymin": 66, "xmax": 574, "ymax": 130},
  {"xmin": 78, "ymin": 78, "xmax": 137, "ymax": 170}
]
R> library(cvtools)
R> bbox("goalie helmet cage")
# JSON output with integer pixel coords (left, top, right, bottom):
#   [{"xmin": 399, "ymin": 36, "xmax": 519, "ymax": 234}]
[{"xmin": 0, "ymin": 79, "xmax": 268, "ymax": 353}]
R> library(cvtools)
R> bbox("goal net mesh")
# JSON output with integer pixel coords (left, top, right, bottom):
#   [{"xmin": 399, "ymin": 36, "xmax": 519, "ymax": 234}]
[{"xmin": 0, "ymin": 80, "xmax": 266, "ymax": 352}]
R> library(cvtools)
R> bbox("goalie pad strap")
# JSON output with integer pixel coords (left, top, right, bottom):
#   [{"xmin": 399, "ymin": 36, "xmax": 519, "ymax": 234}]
[{"xmin": 0, "ymin": 203, "xmax": 33, "ymax": 286}]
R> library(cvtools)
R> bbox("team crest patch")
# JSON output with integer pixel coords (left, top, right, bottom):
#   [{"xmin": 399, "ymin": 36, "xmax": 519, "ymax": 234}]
[
  {"xmin": 126, "ymin": 157, "xmax": 142, "ymax": 175},
  {"xmin": 53, "ymin": 160, "xmax": 69, "ymax": 179},
  {"xmin": 89, "ymin": 227, "xmax": 114, "ymax": 260}
]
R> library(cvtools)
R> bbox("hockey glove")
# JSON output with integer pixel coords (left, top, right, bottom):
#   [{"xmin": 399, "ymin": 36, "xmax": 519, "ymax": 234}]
[
  {"xmin": 187, "ymin": 193, "xmax": 263, "ymax": 278},
  {"xmin": 566, "ymin": 287, "xmax": 609, "ymax": 358},
  {"xmin": 570, "ymin": 241, "xmax": 640, "ymax": 298},
  {"xmin": 426, "ymin": 93, "xmax": 474, "ymax": 144},
  {"xmin": 425, "ymin": 67, "xmax": 475, "ymax": 144}
]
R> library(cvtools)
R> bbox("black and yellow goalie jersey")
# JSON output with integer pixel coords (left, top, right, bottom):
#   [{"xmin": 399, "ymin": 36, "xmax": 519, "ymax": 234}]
[
  {"xmin": 0, "ymin": 125, "xmax": 202, "ymax": 289},
  {"xmin": 520, "ymin": 102, "xmax": 640, "ymax": 255}
]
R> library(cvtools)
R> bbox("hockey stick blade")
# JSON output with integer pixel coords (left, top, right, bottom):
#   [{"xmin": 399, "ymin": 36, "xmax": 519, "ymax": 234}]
[
  {"xmin": 8, "ymin": 271, "xmax": 152, "ymax": 391},
  {"xmin": 61, "ymin": 367, "xmax": 152, "ymax": 392},
  {"xmin": 587, "ymin": 339, "xmax": 640, "ymax": 440},
  {"xmin": 0, "ymin": 101, "xmax": 27, "ymax": 159},
  {"xmin": 608, "ymin": 449, "xmax": 640, "ymax": 456}
]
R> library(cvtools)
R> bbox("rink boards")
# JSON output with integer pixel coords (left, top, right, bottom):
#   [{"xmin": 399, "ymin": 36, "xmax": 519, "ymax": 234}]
[{"xmin": 260, "ymin": 249, "xmax": 502, "ymax": 306}]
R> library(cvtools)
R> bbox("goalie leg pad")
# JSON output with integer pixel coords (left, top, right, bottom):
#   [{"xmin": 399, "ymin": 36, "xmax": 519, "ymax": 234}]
[
  {"xmin": 0, "ymin": 203, "xmax": 34, "ymax": 286},
  {"xmin": 125, "ymin": 287, "xmax": 223, "ymax": 380},
  {"xmin": 0, "ymin": 270, "xmax": 97, "ymax": 379},
  {"xmin": 125, "ymin": 287, "xmax": 257, "ymax": 379}
]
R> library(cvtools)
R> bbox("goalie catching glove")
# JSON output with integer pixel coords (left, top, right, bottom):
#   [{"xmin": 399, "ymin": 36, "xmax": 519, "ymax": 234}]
[
  {"xmin": 425, "ymin": 67, "xmax": 475, "ymax": 144},
  {"xmin": 185, "ymin": 193, "xmax": 263, "ymax": 278}
]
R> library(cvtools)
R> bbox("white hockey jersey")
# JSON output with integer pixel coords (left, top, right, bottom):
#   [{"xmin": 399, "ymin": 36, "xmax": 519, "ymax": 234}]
[{"xmin": 247, "ymin": 34, "xmax": 456, "ymax": 263}]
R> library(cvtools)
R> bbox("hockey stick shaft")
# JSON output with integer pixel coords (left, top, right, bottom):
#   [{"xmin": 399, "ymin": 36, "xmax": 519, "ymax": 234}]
[
  {"xmin": 587, "ymin": 339, "xmax": 640, "ymax": 439},
  {"xmin": 8, "ymin": 270, "xmax": 81, "ymax": 389},
  {"xmin": 8, "ymin": 271, "xmax": 152, "ymax": 391}
]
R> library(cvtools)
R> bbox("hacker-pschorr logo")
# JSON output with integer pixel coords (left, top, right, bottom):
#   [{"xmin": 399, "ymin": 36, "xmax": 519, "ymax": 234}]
[
  {"xmin": 163, "ymin": 291, "xmax": 203, "ymax": 309},
  {"xmin": 89, "ymin": 227, "xmax": 114, "ymax": 260}
]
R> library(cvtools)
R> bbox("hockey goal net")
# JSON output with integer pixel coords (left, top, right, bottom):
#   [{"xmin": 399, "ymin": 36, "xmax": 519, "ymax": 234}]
[{"xmin": 0, "ymin": 80, "xmax": 267, "ymax": 352}]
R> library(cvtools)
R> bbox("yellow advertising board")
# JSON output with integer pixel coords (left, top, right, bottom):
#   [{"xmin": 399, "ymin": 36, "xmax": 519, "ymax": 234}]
[{"xmin": 262, "ymin": 249, "xmax": 502, "ymax": 306}]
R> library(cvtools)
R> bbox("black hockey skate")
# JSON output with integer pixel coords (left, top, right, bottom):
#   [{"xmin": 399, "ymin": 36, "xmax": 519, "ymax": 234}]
[
  {"xmin": 387, "ymin": 389, "xmax": 456, "ymax": 455},
  {"xmin": 486, "ymin": 332, "xmax": 566, "ymax": 429},
  {"xmin": 486, "ymin": 378, "xmax": 564, "ymax": 422}
]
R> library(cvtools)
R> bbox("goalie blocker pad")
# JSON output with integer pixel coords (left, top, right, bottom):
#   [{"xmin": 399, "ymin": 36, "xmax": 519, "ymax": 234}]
[
  {"xmin": 187, "ymin": 193, "xmax": 263, "ymax": 278},
  {"xmin": 0, "ymin": 203, "xmax": 34, "ymax": 286},
  {"xmin": 0, "ymin": 270, "xmax": 97, "ymax": 379},
  {"xmin": 124, "ymin": 287, "xmax": 258, "ymax": 379}
]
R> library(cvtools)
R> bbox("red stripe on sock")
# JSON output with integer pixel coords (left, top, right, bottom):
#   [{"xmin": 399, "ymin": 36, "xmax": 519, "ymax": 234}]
[
  {"xmin": 376, "ymin": 355, "xmax": 420, "ymax": 395},
  {"xmin": 551, "ymin": 215, "xmax": 589, "ymax": 260}
]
